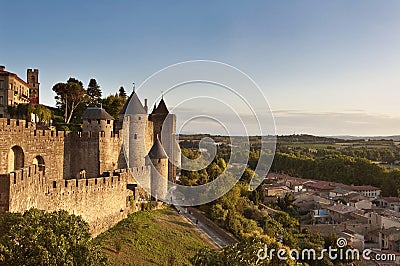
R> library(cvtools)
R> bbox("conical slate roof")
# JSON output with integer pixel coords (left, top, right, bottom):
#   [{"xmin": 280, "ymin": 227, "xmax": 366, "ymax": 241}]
[
  {"xmin": 82, "ymin": 107, "xmax": 114, "ymax": 120},
  {"xmin": 148, "ymin": 136, "xmax": 168, "ymax": 159},
  {"xmin": 119, "ymin": 94, "xmax": 132, "ymax": 115},
  {"xmin": 119, "ymin": 91, "xmax": 147, "ymax": 115},
  {"xmin": 153, "ymin": 98, "xmax": 169, "ymax": 114},
  {"xmin": 151, "ymin": 104, "xmax": 157, "ymax": 114}
]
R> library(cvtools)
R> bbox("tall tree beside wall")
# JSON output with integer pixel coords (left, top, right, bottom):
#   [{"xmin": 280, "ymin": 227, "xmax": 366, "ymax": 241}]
[
  {"xmin": 52, "ymin": 78, "xmax": 87, "ymax": 124},
  {"xmin": 87, "ymin": 79, "xmax": 102, "ymax": 106},
  {"xmin": 118, "ymin": 86, "xmax": 127, "ymax": 98}
]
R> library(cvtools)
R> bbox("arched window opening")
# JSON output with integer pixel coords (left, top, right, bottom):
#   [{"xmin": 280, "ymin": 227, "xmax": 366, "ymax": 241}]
[
  {"xmin": 33, "ymin": 155, "xmax": 45, "ymax": 175},
  {"xmin": 8, "ymin": 146, "xmax": 24, "ymax": 172}
]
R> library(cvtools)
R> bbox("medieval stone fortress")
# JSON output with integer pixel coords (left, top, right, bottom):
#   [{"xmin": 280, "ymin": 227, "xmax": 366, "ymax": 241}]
[{"xmin": 0, "ymin": 66, "xmax": 181, "ymax": 235}]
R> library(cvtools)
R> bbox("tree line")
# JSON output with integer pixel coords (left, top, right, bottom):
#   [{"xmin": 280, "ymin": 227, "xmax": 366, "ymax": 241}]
[
  {"xmin": 269, "ymin": 152, "xmax": 400, "ymax": 196},
  {"xmin": 276, "ymin": 144, "xmax": 400, "ymax": 164},
  {"xmin": 8, "ymin": 77, "xmax": 130, "ymax": 131},
  {"xmin": 52, "ymin": 77, "xmax": 129, "ymax": 126}
]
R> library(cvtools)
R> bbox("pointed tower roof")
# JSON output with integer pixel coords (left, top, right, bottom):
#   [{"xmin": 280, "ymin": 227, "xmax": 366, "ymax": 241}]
[
  {"xmin": 151, "ymin": 103, "xmax": 157, "ymax": 114},
  {"xmin": 148, "ymin": 136, "xmax": 168, "ymax": 159},
  {"xmin": 119, "ymin": 93, "xmax": 132, "ymax": 115},
  {"xmin": 119, "ymin": 91, "xmax": 147, "ymax": 115},
  {"xmin": 153, "ymin": 98, "xmax": 169, "ymax": 114},
  {"xmin": 82, "ymin": 107, "xmax": 114, "ymax": 120}
]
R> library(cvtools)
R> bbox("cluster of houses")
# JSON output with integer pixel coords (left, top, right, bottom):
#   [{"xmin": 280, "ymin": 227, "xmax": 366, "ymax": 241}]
[{"xmin": 263, "ymin": 173, "xmax": 400, "ymax": 265}]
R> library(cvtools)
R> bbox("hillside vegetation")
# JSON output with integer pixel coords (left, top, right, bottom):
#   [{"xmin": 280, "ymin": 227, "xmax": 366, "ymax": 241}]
[{"xmin": 94, "ymin": 208, "xmax": 213, "ymax": 266}]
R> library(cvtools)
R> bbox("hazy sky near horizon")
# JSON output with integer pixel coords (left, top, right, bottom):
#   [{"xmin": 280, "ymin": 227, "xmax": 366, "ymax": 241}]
[{"xmin": 1, "ymin": 1, "xmax": 400, "ymax": 136}]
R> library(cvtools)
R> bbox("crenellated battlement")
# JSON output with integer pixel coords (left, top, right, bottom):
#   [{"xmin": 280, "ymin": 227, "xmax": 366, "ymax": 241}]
[
  {"xmin": 66, "ymin": 129, "xmax": 123, "ymax": 140},
  {"xmin": 0, "ymin": 118, "xmax": 31, "ymax": 130},
  {"xmin": 0, "ymin": 118, "xmax": 64, "ymax": 140},
  {"xmin": 49, "ymin": 172, "xmax": 131, "ymax": 196},
  {"xmin": 5, "ymin": 165, "xmax": 143, "ymax": 196},
  {"xmin": 32, "ymin": 129, "xmax": 64, "ymax": 138},
  {"xmin": 129, "ymin": 166, "xmax": 151, "ymax": 181},
  {"xmin": 8, "ymin": 164, "xmax": 44, "ymax": 187},
  {"xmin": 0, "ymin": 118, "xmax": 122, "ymax": 141},
  {"xmin": 27, "ymin": 68, "xmax": 39, "ymax": 73}
]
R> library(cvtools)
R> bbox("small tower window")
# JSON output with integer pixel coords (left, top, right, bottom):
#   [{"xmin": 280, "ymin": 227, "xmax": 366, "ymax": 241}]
[
  {"xmin": 134, "ymin": 133, "xmax": 137, "ymax": 139},
  {"xmin": 97, "ymin": 119, "xmax": 100, "ymax": 124},
  {"xmin": 138, "ymin": 117, "xmax": 141, "ymax": 120},
  {"xmin": 107, "ymin": 120, "xmax": 110, "ymax": 124}
]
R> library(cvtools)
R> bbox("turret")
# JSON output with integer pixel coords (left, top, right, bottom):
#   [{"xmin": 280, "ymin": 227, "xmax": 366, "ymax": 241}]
[
  {"xmin": 147, "ymin": 136, "xmax": 168, "ymax": 201},
  {"xmin": 152, "ymin": 98, "xmax": 169, "ymax": 115},
  {"xmin": 150, "ymin": 97, "xmax": 179, "ymax": 182},
  {"xmin": 121, "ymin": 89, "xmax": 148, "ymax": 168},
  {"xmin": 82, "ymin": 107, "xmax": 114, "ymax": 136}
]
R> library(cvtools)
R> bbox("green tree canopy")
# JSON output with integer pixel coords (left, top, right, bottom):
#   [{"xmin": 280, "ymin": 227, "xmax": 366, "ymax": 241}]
[
  {"xmin": 87, "ymin": 78, "xmax": 102, "ymax": 106},
  {"xmin": 52, "ymin": 78, "xmax": 87, "ymax": 123},
  {"xmin": 100, "ymin": 94, "xmax": 127, "ymax": 120},
  {"xmin": 0, "ymin": 209, "xmax": 109, "ymax": 266},
  {"xmin": 191, "ymin": 234, "xmax": 295, "ymax": 266},
  {"xmin": 118, "ymin": 86, "xmax": 127, "ymax": 98},
  {"xmin": 7, "ymin": 104, "xmax": 52, "ymax": 123}
]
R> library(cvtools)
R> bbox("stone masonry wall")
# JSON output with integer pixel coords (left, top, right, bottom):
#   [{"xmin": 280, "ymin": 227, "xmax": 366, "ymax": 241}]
[
  {"xmin": 99, "ymin": 131, "xmax": 126, "ymax": 174},
  {"xmin": 0, "ymin": 118, "xmax": 65, "ymax": 180},
  {"xmin": 2, "ymin": 165, "xmax": 151, "ymax": 236},
  {"xmin": 64, "ymin": 131, "xmax": 126, "ymax": 179},
  {"xmin": 64, "ymin": 132, "xmax": 100, "ymax": 179}
]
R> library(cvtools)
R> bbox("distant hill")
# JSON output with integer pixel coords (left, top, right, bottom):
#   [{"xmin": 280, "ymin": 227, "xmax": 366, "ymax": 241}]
[
  {"xmin": 179, "ymin": 133, "xmax": 400, "ymax": 142},
  {"xmin": 328, "ymin": 135, "xmax": 400, "ymax": 141},
  {"xmin": 277, "ymin": 134, "xmax": 344, "ymax": 143}
]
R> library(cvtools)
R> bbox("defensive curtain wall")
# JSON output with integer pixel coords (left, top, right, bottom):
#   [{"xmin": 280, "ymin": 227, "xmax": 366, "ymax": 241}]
[
  {"xmin": 0, "ymin": 119, "xmax": 65, "ymax": 180},
  {"xmin": 0, "ymin": 118, "xmax": 151, "ymax": 235},
  {"xmin": 0, "ymin": 166, "xmax": 150, "ymax": 235},
  {"xmin": 0, "ymin": 118, "xmax": 132, "ymax": 179}
]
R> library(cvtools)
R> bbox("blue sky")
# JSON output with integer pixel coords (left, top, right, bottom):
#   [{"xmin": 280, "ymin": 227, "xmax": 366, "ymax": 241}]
[{"xmin": 1, "ymin": 1, "xmax": 400, "ymax": 136}]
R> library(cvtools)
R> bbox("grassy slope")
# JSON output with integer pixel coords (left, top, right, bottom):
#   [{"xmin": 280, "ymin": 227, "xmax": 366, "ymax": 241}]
[{"xmin": 94, "ymin": 208, "xmax": 214, "ymax": 266}]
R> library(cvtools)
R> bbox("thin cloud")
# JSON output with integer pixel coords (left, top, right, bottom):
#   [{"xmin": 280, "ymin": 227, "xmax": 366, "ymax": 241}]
[
  {"xmin": 173, "ymin": 107, "xmax": 400, "ymax": 136},
  {"xmin": 273, "ymin": 110, "xmax": 400, "ymax": 136}
]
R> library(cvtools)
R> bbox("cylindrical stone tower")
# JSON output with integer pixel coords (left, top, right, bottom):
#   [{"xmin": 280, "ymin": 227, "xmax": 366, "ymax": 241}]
[
  {"xmin": 147, "ymin": 136, "xmax": 168, "ymax": 201},
  {"xmin": 124, "ymin": 91, "xmax": 148, "ymax": 168},
  {"xmin": 150, "ymin": 98, "xmax": 180, "ymax": 183},
  {"xmin": 81, "ymin": 107, "xmax": 114, "ymax": 136}
]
